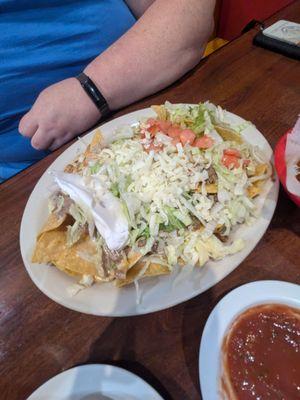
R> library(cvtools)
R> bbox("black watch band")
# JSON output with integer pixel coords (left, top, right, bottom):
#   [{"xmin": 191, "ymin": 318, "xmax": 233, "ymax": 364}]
[{"xmin": 76, "ymin": 72, "xmax": 110, "ymax": 118}]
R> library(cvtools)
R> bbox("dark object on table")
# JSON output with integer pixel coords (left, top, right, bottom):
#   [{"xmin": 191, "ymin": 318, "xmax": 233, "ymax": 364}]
[{"xmin": 253, "ymin": 29, "xmax": 300, "ymax": 60}]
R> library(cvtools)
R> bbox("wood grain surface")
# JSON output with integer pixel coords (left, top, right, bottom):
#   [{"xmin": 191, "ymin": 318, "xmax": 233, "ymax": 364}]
[{"xmin": 0, "ymin": 3, "xmax": 299, "ymax": 399}]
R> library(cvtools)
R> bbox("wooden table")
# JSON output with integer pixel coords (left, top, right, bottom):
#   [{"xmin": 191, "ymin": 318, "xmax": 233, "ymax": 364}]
[{"xmin": 1, "ymin": 3, "xmax": 299, "ymax": 399}]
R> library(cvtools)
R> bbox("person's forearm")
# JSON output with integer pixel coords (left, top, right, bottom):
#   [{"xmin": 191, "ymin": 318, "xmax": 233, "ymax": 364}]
[
  {"xmin": 18, "ymin": 0, "xmax": 215, "ymax": 151},
  {"xmin": 85, "ymin": 0, "xmax": 215, "ymax": 111}
]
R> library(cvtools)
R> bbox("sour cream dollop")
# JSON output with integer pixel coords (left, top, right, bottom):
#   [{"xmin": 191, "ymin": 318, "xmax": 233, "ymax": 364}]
[{"xmin": 51, "ymin": 171, "xmax": 129, "ymax": 251}]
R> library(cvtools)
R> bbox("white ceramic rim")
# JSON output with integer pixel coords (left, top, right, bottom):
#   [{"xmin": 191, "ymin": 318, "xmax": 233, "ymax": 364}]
[{"xmin": 27, "ymin": 363, "xmax": 164, "ymax": 400}]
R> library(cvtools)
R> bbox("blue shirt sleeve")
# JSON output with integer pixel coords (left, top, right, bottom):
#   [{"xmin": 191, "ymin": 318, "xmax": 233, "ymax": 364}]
[{"xmin": 0, "ymin": 0, "xmax": 135, "ymax": 181}]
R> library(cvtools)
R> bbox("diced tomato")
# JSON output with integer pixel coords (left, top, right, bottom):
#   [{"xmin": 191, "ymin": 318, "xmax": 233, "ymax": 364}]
[
  {"xmin": 145, "ymin": 118, "xmax": 159, "ymax": 136},
  {"xmin": 144, "ymin": 142, "xmax": 163, "ymax": 153},
  {"xmin": 180, "ymin": 129, "xmax": 196, "ymax": 146},
  {"xmin": 147, "ymin": 118, "xmax": 158, "ymax": 127},
  {"xmin": 146, "ymin": 118, "xmax": 173, "ymax": 136},
  {"xmin": 157, "ymin": 120, "xmax": 172, "ymax": 134},
  {"xmin": 193, "ymin": 135, "xmax": 214, "ymax": 149},
  {"xmin": 224, "ymin": 148, "xmax": 241, "ymax": 158},
  {"xmin": 243, "ymin": 159, "xmax": 251, "ymax": 167},
  {"xmin": 167, "ymin": 125, "xmax": 182, "ymax": 138},
  {"xmin": 140, "ymin": 128, "xmax": 147, "ymax": 139},
  {"xmin": 147, "ymin": 124, "xmax": 159, "ymax": 136},
  {"xmin": 222, "ymin": 154, "xmax": 240, "ymax": 169},
  {"xmin": 172, "ymin": 137, "xmax": 181, "ymax": 146}
]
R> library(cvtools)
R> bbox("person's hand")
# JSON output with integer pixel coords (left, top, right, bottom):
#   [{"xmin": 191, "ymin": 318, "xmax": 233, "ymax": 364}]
[{"xmin": 19, "ymin": 78, "xmax": 100, "ymax": 151}]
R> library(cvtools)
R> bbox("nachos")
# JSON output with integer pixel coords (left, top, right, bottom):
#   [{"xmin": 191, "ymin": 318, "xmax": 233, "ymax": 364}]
[{"xmin": 32, "ymin": 102, "xmax": 273, "ymax": 293}]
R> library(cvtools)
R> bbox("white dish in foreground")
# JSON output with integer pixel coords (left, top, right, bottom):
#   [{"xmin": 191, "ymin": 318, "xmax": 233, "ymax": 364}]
[
  {"xmin": 20, "ymin": 106, "xmax": 279, "ymax": 316},
  {"xmin": 199, "ymin": 280, "xmax": 300, "ymax": 400},
  {"xmin": 27, "ymin": 364, "xmax": 163, "ymax": 400}
]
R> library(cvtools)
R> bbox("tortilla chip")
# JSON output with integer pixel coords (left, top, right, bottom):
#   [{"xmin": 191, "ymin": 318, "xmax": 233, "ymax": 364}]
[
  {"xmin": 64, "ymin": 157, "xmax": 81, "ymax": 174},
  {"xmin": 197, "ymin": 183, "xmax": 218, "ymax": 194},
  {"xmin": 247, "ymin": 185, "xmax": 260, "ymax": 198},
  {"xmin": 205, "ymin": 183, "xmax": 218, "ymax": 194},
  {"xmin": 143, "ymin": 262, "xmax": 170, "ymax": 277},
  {"xmin": 32, "ymin": 230, "xmax": 65, "ymax": 264},
  {"xmin": 151, "ymin": 105, "xmax": 169, "ymax": 121},
  {"xmin": 255, "ymin": 163, "xmax": 268, "ymax": 176},
  {"xmin": 82, "ymin": 129, "xmax": 104, "ymax": 160},
  {"xmin": 247, "ymin": 179, "xmax": 265, "ymax": 198},
  {"xmin": 90, "ymin": 129, "xmax": 103, "ymax": 149},
  {"xmin": 64, "ymin": 129, "xmax": 104, "ymax": 173},
  {"xmin": 38, "ymin": 212, "xmax": 68, "ymax": 237},
  {"xmin": 117, "ymin": 250, "xmax": 143, "ymax": 273},
  {"xmin": 215, "ymin": 224, "xmax": 225, "ymax": 233},
  {"xmin": 33, "ymin": 219, "xmax": 143, "ymax": 283},
  {"xmin": 247, "ymin": 164, "xmax": 269, "ymax": 198},
  {"xmin": 115, "ymin": 261, "xmax": 170, "ymax": 287},
  {"xmin": 215, "ymin": 125, "xmax": 243, "ymax": 144},
  {"xmin": 58, "ymin": 267, "xmax": 80, "ymax": 277},
  {"xmin": 32, "ymin": 231, "xmax": 100, "ymax": 277}
]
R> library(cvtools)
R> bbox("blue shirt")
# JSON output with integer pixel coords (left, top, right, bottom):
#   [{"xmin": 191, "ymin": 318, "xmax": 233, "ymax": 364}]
[{"xmin": 0, "ymin": 0, "xmax": 135, "ymax": 182}]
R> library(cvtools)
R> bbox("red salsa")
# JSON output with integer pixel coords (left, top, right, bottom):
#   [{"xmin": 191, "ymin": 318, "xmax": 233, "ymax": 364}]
[{"xmin": 222, "ymin": 304, "xmax": 300, "ymax": 400}]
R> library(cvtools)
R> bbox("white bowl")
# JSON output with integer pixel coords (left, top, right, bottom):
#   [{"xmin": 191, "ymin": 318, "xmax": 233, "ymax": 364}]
[
  {"xmin": 199, "ymin": 280, "xmax": 300, "ymax": 400},
  {"xmin": 27, "ymin": 364, "xmax": 163, "ymax": 400}
]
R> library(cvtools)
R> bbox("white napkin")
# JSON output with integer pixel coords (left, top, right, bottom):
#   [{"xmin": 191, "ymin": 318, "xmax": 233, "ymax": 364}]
[{"xmin": 285, "ymin": 116, "xmax": 300, "ymax": 196}]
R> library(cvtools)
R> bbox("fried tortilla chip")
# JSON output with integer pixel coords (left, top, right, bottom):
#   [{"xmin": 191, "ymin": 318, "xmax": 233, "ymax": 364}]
[
  {"xmin": 246, "ymin": 164, "xmax": 269, "ymax": 198},
  {"xmin": 34, "ymin": 216, "xmax": 143, "ymax": 283},
  {"xmin": 83, "ymin": 129, "xmax": 104, "ymax": 160},
  {"xmin": 64, "ymin": 156, "xmax": 83, "ymax": 174},
  {"xmin": 32, "ymin": 231, "xmax": 101, "ymax": 277},
  {"xmin": 115, "ymin": 261, "xmax": 170, "ymax": 287},
  {"xmin": 255, "ymin": 163, "xmax": 268, "ymax": 176},
  {"xmin": 151, "ymin": 105, "xmax": 169, "ymax": 121},
  {"xmin": 32, "ymin": 230, "xmax": 65, "ymax": 264},
  {"xmin": 64, "ymin": 129, "xmax": 104, "ymax": 173},
  {"xmin": 38, "ymin": 212, "xmax": 68, "ymax": 237},
  {"xmin": 247, "ymin": 185, "xmax": 261, "ymax": 199},
  {"xmin": 247, "ymin": 179, "xmax": 266, "ymax": 198},
  {"xmin": 215, "ymin": 125, "xmax": 243, "ymax": 144},
  {"xmin": 205, "ymin": 183, "xmax": 218, "ymax": 194},
  {"xmin": 102, "ymin": 247, "xmax": 143, "ymax": 280},
  {"xmin": 90, "ymin": 129, "xmax": 103, "ymax": 149},
  {"xmin": 116, "ymin": 249, "xmax": 143, "ymax": 274},
  {"xmin": 197, "ymin": 183, "xmax": 218, "ymax": 194}
]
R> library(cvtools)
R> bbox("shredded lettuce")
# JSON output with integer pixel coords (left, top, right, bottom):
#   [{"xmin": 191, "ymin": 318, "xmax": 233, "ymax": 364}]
[
  {"xmin": 191, "ymin": 103, "xmax": 207, "ymax": 134},
  {"xmin": 89, "ymin": 162, "xmax": 102, "ymax": 175},
  {"xmin": 61, "ymin": 101, "xmax": 271, "ymax": 278},
  {"xmin": 66, "ymin": 203, "xmax": 88, "ymax": 246},
  {"xmin": 139, "ymin": 226, "xmax": 150, "ymax": 240},
  {"xmin": 160, "ymin": 206, "xmax": 185, "ymax": 232},
  {"xmin": 110, "ymin": 182, "xmax": 120, "ymax": 197}
]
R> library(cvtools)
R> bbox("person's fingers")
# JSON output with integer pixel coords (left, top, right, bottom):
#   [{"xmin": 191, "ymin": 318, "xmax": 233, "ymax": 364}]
[
  {"xmin": 19, "ymin": 112, "xmax": 38, "ymax": 138},
  {"xmin": 48, "ymin": 138, "xmax": 62, "ymax": 152},
  {"xmin": 48, "ymin": 131, "xmax": 74, "ymax": 151},
  {"xmin": 31, "ymin": 127, "xmax": 54, "ymax": 150}
]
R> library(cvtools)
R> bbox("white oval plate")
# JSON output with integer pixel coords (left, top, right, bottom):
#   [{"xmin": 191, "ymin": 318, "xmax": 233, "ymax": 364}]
[
  {"xmin": 199, "ymin": 280, "xmax": 300, "ymax": 400},
  {"xmin": 27, "ymin": 364, "xmax": 163, "ymax": 400},
  {"xmin": 20, "ymin": 106, "xmax": 279, "ymax": 316}
]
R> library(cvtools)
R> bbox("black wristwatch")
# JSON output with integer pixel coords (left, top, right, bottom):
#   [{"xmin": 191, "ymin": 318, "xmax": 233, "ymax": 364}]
[{"xmin": 76, "ymin": 72, "xmax": 110, "ymax": 118}]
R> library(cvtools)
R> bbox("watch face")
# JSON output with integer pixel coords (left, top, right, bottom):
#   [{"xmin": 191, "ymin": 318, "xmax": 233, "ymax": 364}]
[{"xmin": 263, "ymin": 20, "xmax": 300, "ymax": 47}]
